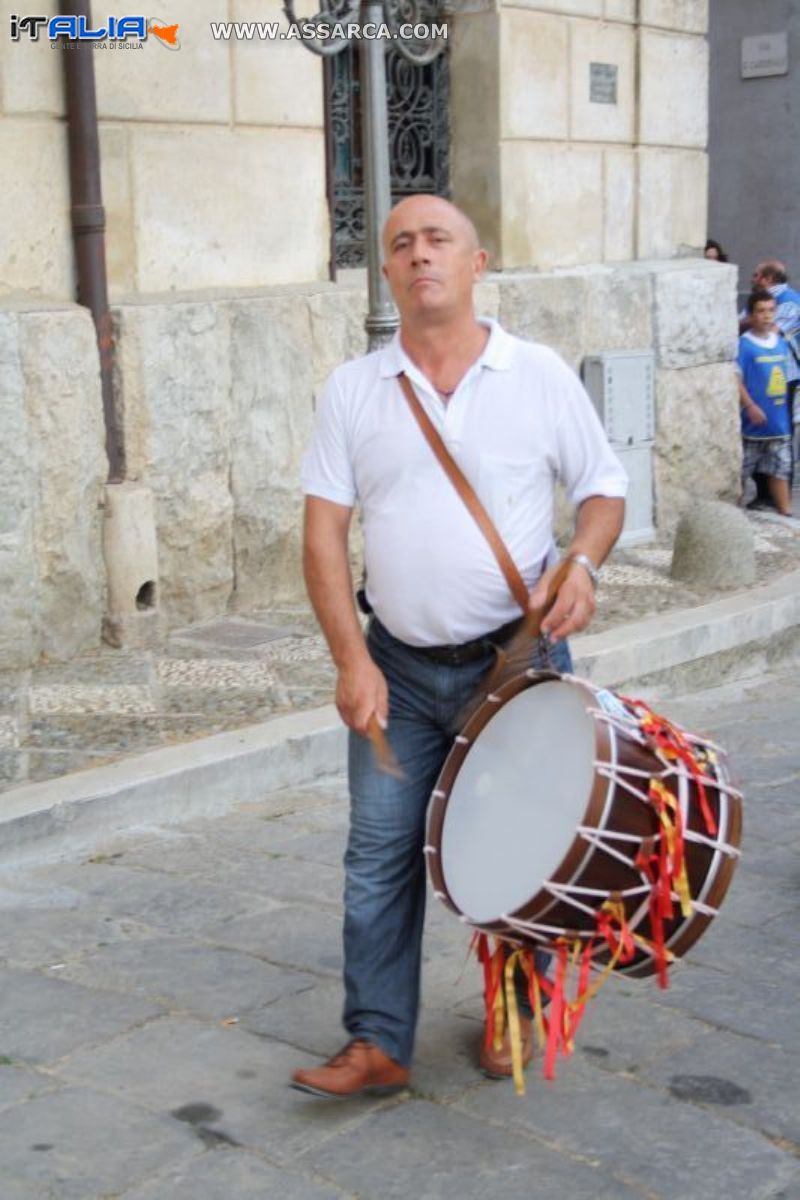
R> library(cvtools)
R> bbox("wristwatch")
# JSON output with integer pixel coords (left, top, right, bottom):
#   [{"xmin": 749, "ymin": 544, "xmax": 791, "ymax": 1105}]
[{"xmin": 567, "ymin": 553, "xmax": 601, "ymax": 588}]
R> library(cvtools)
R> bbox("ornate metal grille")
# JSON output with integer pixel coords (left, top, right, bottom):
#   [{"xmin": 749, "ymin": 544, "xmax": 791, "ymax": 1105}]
[{"xmin": 328, "ymin": 42, "xmax": 450, "ymax": 269}]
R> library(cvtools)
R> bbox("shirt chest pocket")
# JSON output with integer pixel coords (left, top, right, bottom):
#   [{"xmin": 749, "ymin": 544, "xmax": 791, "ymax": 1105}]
[{"xmin": 477, "ymin": 454, "xmax": 551, "ymax": 520}]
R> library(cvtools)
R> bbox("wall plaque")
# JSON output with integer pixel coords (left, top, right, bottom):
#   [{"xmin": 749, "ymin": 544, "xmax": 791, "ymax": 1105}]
[
  {"xmin": 590, "ymin": 62, "xmax": 618, "ymax": 105},
  {"xmin": 741, "ymin": 32, "xmax": 788, "ymax": 79}
]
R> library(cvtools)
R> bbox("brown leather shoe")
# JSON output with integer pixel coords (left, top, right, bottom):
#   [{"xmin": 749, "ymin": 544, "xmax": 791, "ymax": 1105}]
[
  {"xmin": 291, "ymin": 1039, "xmax": 410, "ymax": 1099},
  {"xmin": 479, "ymin": 1017, "xmax": 533, "ymax": 1079}
]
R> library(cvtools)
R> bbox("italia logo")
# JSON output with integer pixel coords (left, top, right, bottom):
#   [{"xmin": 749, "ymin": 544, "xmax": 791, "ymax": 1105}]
[{"xmin": 9, "ymin": 13, "xmax": 180, "ymax": 48}]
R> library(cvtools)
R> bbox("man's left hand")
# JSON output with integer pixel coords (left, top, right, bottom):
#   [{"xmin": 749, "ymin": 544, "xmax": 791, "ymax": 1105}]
[{"xmin": 528, "ymin": 561, "xmax": 596, "ymax": 643}]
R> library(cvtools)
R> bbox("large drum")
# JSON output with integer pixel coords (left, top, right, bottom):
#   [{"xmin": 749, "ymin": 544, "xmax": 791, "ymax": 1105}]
[{"xmin": 425, "ymin": 669, "xmax": 742, "ymax": 979}]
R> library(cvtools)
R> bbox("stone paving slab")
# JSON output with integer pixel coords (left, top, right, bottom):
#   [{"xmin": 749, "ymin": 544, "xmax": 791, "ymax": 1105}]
[
  {"xmin": 203, "ymin": 905, "xmax": 344, "ymax": 977},
  {"xmin": 0, "ymin": 666, "xmax": 797, "ymax": 1198},
  {"xmin": 0, "ymin": 908, "xmax": 154, "ymax": 971},
  {"xmin": 54, "ymin": 1017, "xmax": 385, "ymax": 1165},
  {"xmin": 0, "ymin": 1086, "xmax": 200, "ymax": 1200},
  {"xmin": 0, "ymin": 969, "xmax": 162, "ymax": 1065},
  {"xmin": 0, "ymin": 1062, "xmax": 58, "ymax": 1115},
  {"xmin": 634, "ymin": 1029, "xmax": 800, "ymax": 1146},
  {"xmin": 111, "ymin": 829, "xmax": 346, "ymax": 909},
  {"xmin": 304, "ymin": 1098, "xmax": 645, "ymax": 1200},
  {"xmin": 454, "ymin": 1057, "xmax": 796, "ymax": 1200},
  {"xmin": 56, "ymin": 937, "xmax": 319, "ymax": 1021},
  {"xmin": 26, "ymin": 862, "xmax": 286, "ymax": 939},
  {"xmin": 119, "ymin": 1148, "xmax": 351, "ymax": 1200}
]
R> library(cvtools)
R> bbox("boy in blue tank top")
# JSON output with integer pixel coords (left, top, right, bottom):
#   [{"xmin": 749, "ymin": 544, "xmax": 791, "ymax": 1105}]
[{"xmin": 737, "ymin": 289, "xmax": 793, "ymax": 516}]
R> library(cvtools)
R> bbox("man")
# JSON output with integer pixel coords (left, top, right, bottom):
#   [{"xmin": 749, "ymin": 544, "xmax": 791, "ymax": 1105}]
[
  {"xmin": 294, "ymin": 195, "xmax": 627, "ymax": 1098},
  {"xmin": 744, "ymin": 262, "xmax": 800, "ymax": 507},
  {"xmin": 737, "ymin": 289, "xmax": 793, "ymax": 517}
]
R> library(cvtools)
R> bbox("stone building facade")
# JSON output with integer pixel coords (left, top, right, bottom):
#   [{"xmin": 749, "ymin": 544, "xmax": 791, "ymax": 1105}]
[{"xmin": 0, "ymin": 0, "xmax": 739, "ymax": 669}]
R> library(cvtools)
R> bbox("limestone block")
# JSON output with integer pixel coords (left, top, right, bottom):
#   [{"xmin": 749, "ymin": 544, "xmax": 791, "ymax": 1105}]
[
  {"xmin": 498, "ymin": 271, "xmax": 589, "ymax": 371},
  {"xmin": 639, "ymin": 30, "xmax": 708, "ymax": 149},
  {"xmin": 17, "ymin": 307, "xmax": 108, "ymax": 660},
  {"xmin": 604, "ymin": 0, "xmax": 635, "ymax": 20},
  {"xmin": 101, "ymin": 482, "xmax": 161, "ymax": 649},
  {"xmin": 449, "ymin": 11, "xmax": 501, "ymax": 262},
  {"xmin": 651, "ymin": 261, "xmax": 738, "ymax": 368},
  {"xmin": 603, "ymin": 149, "xmax": 635, "ymax": 262},
  {"xmin": 233, "ymin": 0, "xmax": 324, "ymax": 127},
  {"xmin": 130, "ymin": 126, "xmax": 329, "ymax": 291},
  {"xmin": 102, "ymin": 482, "xmax": 159, "ymax": 616},
  {"xmin": 670, "ymin": 501, "xmax": 755, "ymax": 590},
  {"xmin": 637, "ymin": 148, "xmax": 708, "ymax": 259},
  {"xmin": 94, "ymin": 0, "xmax": 230, "ymax": 123},
  {"xmin": 308, "ymin": 283, "xmax": 368, "ymax": 397},
  {"xmin": 502, "ymin": 0, "xmax": 602, "ymax": 16},
  {"xmin": 653, "ymin": 364, "xmax": 741, "ymax": 525},
  {"xmin": 113, "ymin": 301, "xmax": 234, "ymax": 623},
  {"xmin": 570, "ymin": 18, "xmax": 635, "ymax": 143},
  {"xmin": 0, "ymin": 120, "xmax": 73, "ymax": 298},
  {"xmin": 581, "ymin": 265, "xmax": 653, "ymax": 355},
  {"xmin": 640, "ymin": 0, "xmax": 708, "ymax": 34},
  {"xmin": 500, "ymin": 143, "xmax": 604, "ymax": 271},
  {"xmin": 500, "ymin": 9, "xmax": 569, "ymax": 140},
  {"xmin": 228, "ymin": 294, "xmax": 315, "ymax": 608},
  {"xmin": 474, "ymin": 280, "xmax": 502, "ymax": 322},
  {"xmin": 0, "ymin": 311, "xmax": 36, "ymax": 669},
  {"xmin": 99, "ymin": 124, "xmax": 136, "ymax": 297},
  {"xmin": 0, "ymin": 0, "xmax": 64, "ymax": 115}
]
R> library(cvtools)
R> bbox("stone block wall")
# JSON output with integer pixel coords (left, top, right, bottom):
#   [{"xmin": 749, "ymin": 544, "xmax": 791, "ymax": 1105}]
[
  {"xmin": 0, "ymin": 300, "xmax": 107, "ymax": 669},
  {"xmin": 0, "ymin": 258, "xmax": 737, "ymax": 668},
  {"xmin": 0, "ymin": 0, "xmax": 329, "ymax": 299},
  {"xmin": 451, "ymin": 0, "xmax": 709, "ymax": 269}
]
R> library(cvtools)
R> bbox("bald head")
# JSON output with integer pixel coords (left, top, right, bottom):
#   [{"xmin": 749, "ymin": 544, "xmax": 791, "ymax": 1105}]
[
  {"xmin": 755, "ymin": 260, "xmax": 788, "ymax": 285},
  {"xmin": 382, "ymin": 195, "xmax": 480, "ymax": 259},
  {"xmin": 380, "ymin": 193, "xmax": 488, "ymax": 329}
]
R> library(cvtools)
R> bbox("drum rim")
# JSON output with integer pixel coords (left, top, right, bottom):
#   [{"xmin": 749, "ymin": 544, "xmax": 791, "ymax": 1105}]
[{"xmin": 426, "ymin": 670, "xmax": 613, "ymax": 934}]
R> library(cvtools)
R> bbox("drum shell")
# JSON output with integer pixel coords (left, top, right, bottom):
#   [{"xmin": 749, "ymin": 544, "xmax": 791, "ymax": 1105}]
[{"xmin": 426, "ymin": 672, "xmax": 742, "ymax": 978}]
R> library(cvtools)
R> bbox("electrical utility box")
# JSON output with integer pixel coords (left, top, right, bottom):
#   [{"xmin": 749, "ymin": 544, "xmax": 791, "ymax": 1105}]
[
  {"xmin": 581, "ymin": 350, "xmax": 656, "ymax": 546},
  {"xmin": 582, "ymin": 351, "xmax": 655, "ymax": 445}
]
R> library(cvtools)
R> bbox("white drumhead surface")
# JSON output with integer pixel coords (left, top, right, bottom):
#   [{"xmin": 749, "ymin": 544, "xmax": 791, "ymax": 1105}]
[{"xmin": 440, "ymin": 680, "xmax": 596, "ymax": 923}]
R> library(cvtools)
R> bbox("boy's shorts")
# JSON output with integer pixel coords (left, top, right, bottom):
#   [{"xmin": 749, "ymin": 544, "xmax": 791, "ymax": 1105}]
[{"xmin": 742, "ymin": 436, "xmax": 792, "ymax": 480}]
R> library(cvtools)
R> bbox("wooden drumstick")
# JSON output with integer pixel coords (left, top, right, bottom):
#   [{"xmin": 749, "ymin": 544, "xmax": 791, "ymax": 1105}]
[
  {"xmin": 366, "ymin": 713, "xmax": 404, "ymax": 779},
  {"xmin": 484, "ymin": 558, "xmax": 575, "ymax": 690},
  {"xmin": 522, "ymin": 556, "xmax": 574, "ymax": 641}
]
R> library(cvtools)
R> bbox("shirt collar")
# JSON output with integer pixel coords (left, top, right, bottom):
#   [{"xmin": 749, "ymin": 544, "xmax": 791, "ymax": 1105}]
[{"xmin": 377, "ymin": 318, "xmax": 515, "ymax": 379}]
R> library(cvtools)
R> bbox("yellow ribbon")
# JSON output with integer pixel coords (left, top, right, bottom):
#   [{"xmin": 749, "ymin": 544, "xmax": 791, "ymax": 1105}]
[
  {"xmin": 650, "ymin": 779, "xmax": 693, "ymax": 918},
  {"xmin": 503, "ymin": 950, "xmax": 526, "ymax": 1096}
]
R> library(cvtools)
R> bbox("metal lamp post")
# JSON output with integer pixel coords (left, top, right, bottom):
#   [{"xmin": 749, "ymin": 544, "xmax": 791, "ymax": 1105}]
[{"xmin": 282, "ymin": 1, "xmax": 449, "ymax": 350}]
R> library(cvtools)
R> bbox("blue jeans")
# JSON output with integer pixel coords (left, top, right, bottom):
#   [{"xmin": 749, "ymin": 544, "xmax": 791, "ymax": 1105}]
[{"xmin": 343, "ymin": 619, "xmax": 573, "ymax": 1066}]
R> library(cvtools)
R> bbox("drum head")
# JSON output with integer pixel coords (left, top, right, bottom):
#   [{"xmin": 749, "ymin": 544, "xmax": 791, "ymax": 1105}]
[{"xmin": 439, "ymin": 679, "xmax": 597, "ymax": 923}]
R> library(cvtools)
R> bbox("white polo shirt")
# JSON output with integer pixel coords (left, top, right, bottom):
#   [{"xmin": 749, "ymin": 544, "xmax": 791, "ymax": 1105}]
[{"xmin": 301, "ymin": 320, "xmax": 627, "ymax": 647}]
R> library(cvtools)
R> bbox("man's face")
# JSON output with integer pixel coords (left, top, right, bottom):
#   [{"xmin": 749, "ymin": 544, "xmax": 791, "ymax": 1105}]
[
  {"xmin": 381, "ymin": 198, "xmax": 486, "ymax": 322},
  {"xmin": 750, "ymin": 299, "xmax": 776, "ymax": 335},
  {"xmin": 752, "ymin": 265, "xmax": 771, "ymax": 289}
]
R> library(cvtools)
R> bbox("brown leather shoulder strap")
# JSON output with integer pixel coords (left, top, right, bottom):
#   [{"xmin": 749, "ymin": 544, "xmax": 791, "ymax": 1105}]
[{"xmin": 398, "ymin": 372, "xmax": 531, "ymax": 613}]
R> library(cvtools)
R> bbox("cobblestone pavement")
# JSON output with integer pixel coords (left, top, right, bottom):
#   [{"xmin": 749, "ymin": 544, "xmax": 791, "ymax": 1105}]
[
  {"xmin": 0, "ymin": 668, "xmax": 798, "ymax": 1199},
  {"xmin": 1, "ymin": 505, "xmax": 798, "ymax": 794}
]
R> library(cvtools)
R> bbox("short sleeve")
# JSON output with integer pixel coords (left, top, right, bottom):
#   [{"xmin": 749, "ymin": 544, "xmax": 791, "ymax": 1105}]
[{"xmin": 300, "ymin": 372, "xmax": 357, "ymax": 506}]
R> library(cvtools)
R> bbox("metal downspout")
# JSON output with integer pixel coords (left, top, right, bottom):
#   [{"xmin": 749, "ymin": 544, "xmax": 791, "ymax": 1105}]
[{"xmin": 59, "ymin": 0, "xmax": 124, "ymax": 481}]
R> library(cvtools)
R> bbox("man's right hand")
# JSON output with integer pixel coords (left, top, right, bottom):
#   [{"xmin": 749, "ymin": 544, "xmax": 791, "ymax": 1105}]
[
  {"xmin": 335, "ymin": 654, "xmax": 389, "ymax": 735},
  {"xmin": 747, "ymin": 402, "xmax": 767, "ymax": 426}
]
